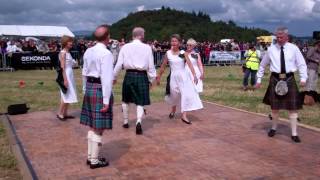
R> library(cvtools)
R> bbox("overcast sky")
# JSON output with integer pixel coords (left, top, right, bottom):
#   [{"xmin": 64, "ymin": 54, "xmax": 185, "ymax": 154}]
[{"xmin": 0, "ymin": 0, "xmax": 319, "ymax": 36}]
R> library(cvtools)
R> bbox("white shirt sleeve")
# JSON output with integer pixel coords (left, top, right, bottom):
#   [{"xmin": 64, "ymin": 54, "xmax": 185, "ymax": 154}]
[
  {"xmin": 113, "ymin": 47, "xmax": 124, "ymax": 80},
  {"xmin": 256, "ymin": 52, "xmax": 271, "ymax": 84},
  {"xmin": 294, "ymin": 47, "xmax": 308, "ymax": 83},
  {"xmin": 100, "ymin": 53, "xmax": 114, "ymax": 104},
  {"xmin": 147, "ymin": 47, "xmax": 157, "ymax": 83},
  {"xmin": 82, "ymin": 51, "xmax": 88, "ymax": 92}
]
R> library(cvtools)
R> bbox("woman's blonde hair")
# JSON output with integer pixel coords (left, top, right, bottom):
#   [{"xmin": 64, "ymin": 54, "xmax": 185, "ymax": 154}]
[
  {"xmin": 187, "ymin": 38, "xmax": 197, "ymax": 46},
  {"xmin": 61, "ymin": 35, "xmax": 73, "ymax": 48}
]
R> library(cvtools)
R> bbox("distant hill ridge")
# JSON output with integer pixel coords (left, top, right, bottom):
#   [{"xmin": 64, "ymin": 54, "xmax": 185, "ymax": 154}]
[{"xmin": 109, "ymin": 7, "xmax": 271, "ymax": 42}]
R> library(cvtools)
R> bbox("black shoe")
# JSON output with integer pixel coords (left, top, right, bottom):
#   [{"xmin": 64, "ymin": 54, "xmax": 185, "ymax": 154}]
[
  {"xmin": 86, "ymin": 157, "xmax": 106, "ymax": 165},
  {"xmin": 181, "ymin": 118, "xmax": 192, "ymax": 125},
  {"xmin": 169, "ymin": 113, "xmax": 175, "ymax": 119},
  {"xmin": 122, "ymin": 123, "xmax": 129, "ymax": 129},
  {"xmin": 136, "ymin": 123, "xmax": 143, "ymax": 135},
  {"xmin": 268, "ymin": 129, "xmax": 276, "ymax": 137},
  {"xmin": 56, "ymin": 115, "xmax": 66, "ymax": 121},
  {"xmin": 291, "ymin": 136, "xmax": 301, "ymax": 143},
  {"xmin": 65, "ymin": 115, "xmax": 75, "ymax": 119},
  {"xmin": 90, "ymin": 160, "xmax": 109, "ymax": 169}
]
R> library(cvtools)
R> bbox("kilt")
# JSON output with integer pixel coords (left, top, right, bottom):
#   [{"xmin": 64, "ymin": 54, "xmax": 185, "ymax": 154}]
[
  {"xmin": 80, "ymin": 81, "xmax": 113, "ymax": 130},
  {"xmin": 263, "ymin": 73, "xmax": 303, "ymax": 110},
  {"xmin": 122, "ymin": 70, "xmax": 150, "ymax": 106}
]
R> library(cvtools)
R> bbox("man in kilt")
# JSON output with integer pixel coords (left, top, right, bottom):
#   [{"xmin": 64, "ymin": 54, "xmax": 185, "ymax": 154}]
[
  {"xmin": 80, "ymin": 25, "xmax": 114, "ymax": 168},
  {"xmin": 256, "ymin": 27, "xmax": 308, "ymax": 143},
  {"xmin": 113, "ymin": 27, "xmax": 156, "ymax": 135}
]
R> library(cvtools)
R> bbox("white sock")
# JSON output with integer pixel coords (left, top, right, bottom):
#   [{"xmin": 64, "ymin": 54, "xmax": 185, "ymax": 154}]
[
  {"xmin": 91, "ymin": 132, "xmax": 102, "ymax": 164},
  {"xmin": 122, "ymin": 103, "xmax": 129, "ymax": 124},
  {"xmin": 289, "ymin": 113, "xmax": 298, "ymax": 136},
  {"xmin": 271, "ymin": 112, "xmax": 279, "ymax": 130},
  {"xmin": 136, "ymin": 105, "xmax": 144, "ymax": 125},
  {"xmin": 87, "ymin": 130, "xmax": 94, "ymax": 160}
]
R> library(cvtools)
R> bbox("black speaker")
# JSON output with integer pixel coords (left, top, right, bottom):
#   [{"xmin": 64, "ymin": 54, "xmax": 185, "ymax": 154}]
[
  {"xmin": 313, "ymin": 31, "xmax": 320, "ymax": 40},
  {"xmin": 7, "ymin": 104, "xmax": 29, "ymax": 115}
]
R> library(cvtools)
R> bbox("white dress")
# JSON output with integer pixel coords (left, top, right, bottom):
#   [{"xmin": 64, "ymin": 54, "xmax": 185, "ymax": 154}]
[
  {"xmin": 59, "ymin": 50, "xmax": 78, "ymax": 103},
  {"xmin": 165, "ymin": 50, "xmax": 203, "ymax": 112},
  {"xmin": 185, "ymin": 53, "xmax": 203, "ymax": 93}
]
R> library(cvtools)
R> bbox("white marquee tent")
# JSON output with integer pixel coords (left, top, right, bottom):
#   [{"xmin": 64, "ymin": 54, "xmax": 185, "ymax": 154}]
[{"xmin": 0, "ymin": 25, "xmax": 75, "ymax": 37}]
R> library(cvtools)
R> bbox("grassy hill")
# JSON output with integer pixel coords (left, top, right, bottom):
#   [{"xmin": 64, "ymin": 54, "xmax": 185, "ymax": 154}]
[{"xmin": 110, "ymin": 7, "xmax": 271, "ymax": 42}]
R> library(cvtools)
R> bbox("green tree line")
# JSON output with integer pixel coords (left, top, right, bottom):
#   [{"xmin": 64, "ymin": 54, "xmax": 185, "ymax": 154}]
[{"xmin": 110, "ymin": 7, "xmax": 271, "ymax": 42}]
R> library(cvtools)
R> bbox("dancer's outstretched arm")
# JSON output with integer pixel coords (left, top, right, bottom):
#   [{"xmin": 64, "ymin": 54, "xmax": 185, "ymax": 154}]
[
  {"xmin": 184, "ymin": 52, "xmax": 198, "ymax": 84},
  {"xmin": 156, "ymin": 53, "xmax": 168, "ymax": 85}
]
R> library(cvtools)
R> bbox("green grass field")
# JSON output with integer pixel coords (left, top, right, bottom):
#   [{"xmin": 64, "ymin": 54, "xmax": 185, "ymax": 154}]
[
  {"xmin": 0, "ymin": 121, "xmax": 21, "ymax": 179},
  {"xmin": 0, "ymin": 66, "xmax": 319, "ymax": 178}
]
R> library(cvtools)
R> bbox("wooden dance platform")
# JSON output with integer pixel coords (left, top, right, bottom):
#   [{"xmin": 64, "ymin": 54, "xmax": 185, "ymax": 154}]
[{"xmin": 6, "ymin": 102, "xmax": 320, "ymax": 179}]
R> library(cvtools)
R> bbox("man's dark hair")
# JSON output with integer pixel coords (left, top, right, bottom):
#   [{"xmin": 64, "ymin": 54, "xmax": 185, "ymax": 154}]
[{"xmin": 94, "ymin": 24, "xmax": 110, "ymax": 42}]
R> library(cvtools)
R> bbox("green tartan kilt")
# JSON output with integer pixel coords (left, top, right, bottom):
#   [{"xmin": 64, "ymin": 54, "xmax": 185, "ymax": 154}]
[
  {"xmin": 80, "ymin": 81, "xmax": 113, "ymax": 130},
  {"xmin": 122, "ymin": 71, "xmax": 150, "ymax": 106}
]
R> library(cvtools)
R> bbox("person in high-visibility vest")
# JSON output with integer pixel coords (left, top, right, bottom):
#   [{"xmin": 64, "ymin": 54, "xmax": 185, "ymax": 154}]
[{"xmin": 243, "ymin": 45, "xmax": 261, "ymax": 90}]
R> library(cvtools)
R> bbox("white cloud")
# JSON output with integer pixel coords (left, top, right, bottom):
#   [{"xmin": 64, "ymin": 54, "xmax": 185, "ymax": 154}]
[{"xmin": 137, "ymin": 5, "xmax": 145, "ymax": 12}]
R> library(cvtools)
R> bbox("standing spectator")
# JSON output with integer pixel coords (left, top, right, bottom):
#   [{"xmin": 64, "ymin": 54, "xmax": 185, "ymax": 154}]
[
  {"xmin": 243, "ymin": 44, "xmax": 260, "ymax": 90},
  {"xmin": 305, "ymin": 40, "xmax": 320, "ymax": 94},
  {"xmin": 204, "ymin": 44, "xmax": 211, "ymax": 64}
]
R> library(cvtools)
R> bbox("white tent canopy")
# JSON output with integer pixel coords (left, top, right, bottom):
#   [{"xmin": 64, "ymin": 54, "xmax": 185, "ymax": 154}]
[{"xmin": 0, "ymin": 25, "xmax": 75, "ymax": 37}]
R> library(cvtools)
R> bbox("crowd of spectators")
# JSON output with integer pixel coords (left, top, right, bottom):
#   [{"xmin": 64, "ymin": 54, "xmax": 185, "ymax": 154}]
[{"xmin": 0, "ymin": 37, "xmax": 312, "ymax": 68}]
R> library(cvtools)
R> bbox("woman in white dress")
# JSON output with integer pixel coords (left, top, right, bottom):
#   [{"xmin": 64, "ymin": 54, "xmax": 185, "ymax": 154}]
[
  {"xmin": 185, "ymin": 38, "xmax": 204, "ymax": 93},
  {"xmin": 156, "ymin": 34, "xmax": 203, "ymax": 124},
  {"xmin": 57, "ymin": 35, "xmax": 78, "ymax": 121}
]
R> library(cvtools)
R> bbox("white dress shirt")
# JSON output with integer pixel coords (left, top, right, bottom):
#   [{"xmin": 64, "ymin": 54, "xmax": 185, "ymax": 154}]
[
  {"xmin": 82, "ymin": 43, "xmax": 114, "ymax": 104},
  {"xmin": 113, "ymin": 39, "xmax": 156, "ymax": 82},
  {"xmin": 257, "ymin": 42, "xmax": 308, "ymax": 83}
]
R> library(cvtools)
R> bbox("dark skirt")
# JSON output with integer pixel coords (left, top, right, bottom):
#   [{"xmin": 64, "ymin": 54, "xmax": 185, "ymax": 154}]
[
  {"xmin": 263, "ymin": 74, "xmax": 303, "ymax": 110},
  {"xmin": 80, "ymin": 81, "xmax": 113, "ymax": 130},
  {"xmin": 122, "ymin": 71, "xmax": 150, "ymax": 106},
  {"xmin": 165, "ymin": 71, "xmax": 171, "ymax": 95}
]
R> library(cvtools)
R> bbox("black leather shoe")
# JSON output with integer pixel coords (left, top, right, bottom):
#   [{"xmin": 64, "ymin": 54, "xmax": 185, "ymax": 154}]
[
  {"xmin": 181, "ymin": 118, "xmax": 192, "ymax": 125},
  {"xmin": 65, "ymin": 115, "xmax": 75, "ymax": 119},
  {"xmin": 90, "ymin": 160, "xmax": 109, "ymax": 169},
  {"xmin": 136, "ymin": 123, "xmax": 143, "ymax": 135},
  {"xmin": 291, "ymin": 136, "xmax": 301, "ymax": 143},
  {"xmin": 122, "ymin": 123, "xmax": 129, "ymax": 129},
  {"xmin": 87, "ymin": 157, "xmax": 106, "ymax": 165},
  {"xmin": 169, "ymin": 113, "xmax": 175, "ymax": 119},
  {"xmin": 268, "ymin": 129, "xmax": 276, "ymax": 137}
]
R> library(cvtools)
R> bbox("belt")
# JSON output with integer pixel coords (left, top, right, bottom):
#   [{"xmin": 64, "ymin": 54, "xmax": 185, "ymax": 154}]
[
  {"xmin": 271, "ymin": 72, "xmax": 294, "ymax": 79},
  {"xmin": 126, "ymin": 69, "xmax": 147, "ymax": 74},
  {"xmin": 87, "ymin": 76, "xmax": 101, "ymax": 84}
]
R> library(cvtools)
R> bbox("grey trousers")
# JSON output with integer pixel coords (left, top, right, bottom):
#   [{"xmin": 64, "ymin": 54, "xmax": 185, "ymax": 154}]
[{"xmin": 306, "ymin": 69, "xmax": 318, "ymax": 91}]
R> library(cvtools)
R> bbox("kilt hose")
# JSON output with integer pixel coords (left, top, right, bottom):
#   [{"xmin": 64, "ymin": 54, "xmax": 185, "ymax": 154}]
[
  {"xmin": 263, "ymin": 73, "xmax": 303, "ymax": 110},
  {"xmin": 122, "ymin": 70, "xmax": 150, "ymax": 106},
  {"xmin": 80, "ymin": 81, "xmax": 113, "ymax": 130}
]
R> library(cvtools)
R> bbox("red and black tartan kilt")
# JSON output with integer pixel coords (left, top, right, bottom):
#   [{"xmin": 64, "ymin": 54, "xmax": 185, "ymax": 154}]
[
  {"xmin": 80, "ymin": 81, "xmax": 113, "ymax": 130},
  {"xmin": 263, "ymin": 73, "xmax": 303, "ymax": 110}
]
